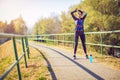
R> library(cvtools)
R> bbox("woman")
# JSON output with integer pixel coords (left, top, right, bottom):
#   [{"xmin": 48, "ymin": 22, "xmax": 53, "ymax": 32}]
[{"xmin": 71, "ymin": 8, "xmax": 88, "ymax": 59}]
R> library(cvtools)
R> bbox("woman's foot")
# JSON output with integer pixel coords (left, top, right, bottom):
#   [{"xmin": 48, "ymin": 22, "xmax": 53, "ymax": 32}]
[
  {"xmin": 73, "ymin": 54, "xmax": 76, "ymax": 59},
  {"xmin": 86, "ymin": 54, "xmax": 89, "ymax": 59}
]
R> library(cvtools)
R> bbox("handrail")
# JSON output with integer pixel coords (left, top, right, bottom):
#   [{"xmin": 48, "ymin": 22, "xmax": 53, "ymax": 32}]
[
  {"xmin": 29, "ymin": 30, "xmax": 120, "ymax": 36},
  {"xmin": 0, "ymin": 30, "xmax": 120, "ymax": 80},
  {"xmin": 34, "ymin": 30, "xmax": 120, "ymax": 55},
  {"xmin": 85, "ymin": 30, "xmax": 120, "ymax": 34},
  {"xmin": 0, "ymin": 33, "xmax": 28, "ymax": 38},
  {"xmin": 0, "ymin": 34, "xmax": 30, "ymax": 80}
]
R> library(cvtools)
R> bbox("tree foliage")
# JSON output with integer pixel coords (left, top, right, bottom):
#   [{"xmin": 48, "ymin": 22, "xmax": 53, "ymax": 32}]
[
  {"xmin": 0, "ymin": 16, "xmax": 27, "ymax": 34},
  {"xmin": 32, "ymin": 16, "xmax": 61, "ymax": 35},
  {"xmin": 65, "ymin": 0, "xmax": 120, "ymax": 53},
  {"xmin": 32, "ymin": 0, "xmax": 120, "ymax": 54},
  {"xmin": 61, "ymin": 12, "xmax": 75, "ymax": 33}
]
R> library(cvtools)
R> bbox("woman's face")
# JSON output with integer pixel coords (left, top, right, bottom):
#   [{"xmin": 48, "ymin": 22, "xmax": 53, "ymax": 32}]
[{"xmin": 78, "ymin": 12, "xmax": 82, "ymax": 18}]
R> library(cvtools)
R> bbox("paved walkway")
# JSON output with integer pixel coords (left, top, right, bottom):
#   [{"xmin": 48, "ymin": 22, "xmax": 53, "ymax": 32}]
[{"xmin": 30, "ymin": 43, "xmax": 120, "ymax": 80}]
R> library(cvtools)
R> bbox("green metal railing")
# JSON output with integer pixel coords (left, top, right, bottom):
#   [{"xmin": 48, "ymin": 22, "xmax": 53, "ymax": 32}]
[
  {"xmin": 0, "ymin": 34, "xmax": 30, "ymax": 80},
  {"xmin": 85, "ymin": 30, "xmax": 120, "ymax": 55},
  {"xmin": 33, "ymin": 30, "xmax": 120, "ymax": 55},
  {"xmin": 0, "ymin": 30, "xmax": 120, "ymax": 80}
]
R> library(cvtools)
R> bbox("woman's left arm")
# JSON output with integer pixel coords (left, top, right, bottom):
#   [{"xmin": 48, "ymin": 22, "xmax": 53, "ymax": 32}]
[{"xmin": 82, "ymin": 11, "xmax": 87, "ymax": 19}]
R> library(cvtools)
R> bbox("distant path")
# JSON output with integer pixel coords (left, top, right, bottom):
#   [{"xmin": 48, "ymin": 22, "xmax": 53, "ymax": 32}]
[{"xmin": 30, "ymin": 42, "xmax": 120, "ymax": 80}]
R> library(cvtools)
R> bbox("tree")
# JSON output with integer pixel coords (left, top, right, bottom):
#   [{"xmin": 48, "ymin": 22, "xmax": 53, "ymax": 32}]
[
  {"xmin": 0, "ymin": 21, "xmax": 4, "ymax": 33},
  {"xmin": 11, "ymin": 16, "xmax": 27, "ymax": 34},
  {"xmin": 0, "ymin": 16, "xmax": 27, "ymax": 35},
  {"xmin": 60, "ymin": 0, "xmax": 120, "ymax": 54},
  {"xmin": 61, "ymin": 12, "xmax": 75, "ymax": 33},
  {"xmin": 32, "ymin": 16, "xmax": 62, "ymax": 35}
]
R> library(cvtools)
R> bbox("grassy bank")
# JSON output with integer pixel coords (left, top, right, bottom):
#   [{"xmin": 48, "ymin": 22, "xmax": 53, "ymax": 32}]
[{"xmin": 0, "ymin": 40, "xmax": 51, "ymax": 80}]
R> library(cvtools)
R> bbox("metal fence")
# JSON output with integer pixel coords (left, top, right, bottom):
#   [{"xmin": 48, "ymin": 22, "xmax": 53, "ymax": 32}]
[
  {"xmin": 0, "ymin": 34, "xmax": 30, "ymax": 80},
  {"xmin": 0, "ymin": 30, "xmax": 120, "ymax": 80},
  {"xmin": 33, "ymin": 30, "xmax": 120, "ymax": 55}
]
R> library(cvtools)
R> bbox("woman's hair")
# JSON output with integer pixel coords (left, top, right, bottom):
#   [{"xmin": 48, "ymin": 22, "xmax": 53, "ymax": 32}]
[{"xmin": 78, "ymin": 10, "xmax": 83, "ymax": 14}]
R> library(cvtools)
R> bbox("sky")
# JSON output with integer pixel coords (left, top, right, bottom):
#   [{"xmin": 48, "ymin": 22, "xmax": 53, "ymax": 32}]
[{"xmin": 0, "ymin": 0, "xmax": 81, "ymax": 29}]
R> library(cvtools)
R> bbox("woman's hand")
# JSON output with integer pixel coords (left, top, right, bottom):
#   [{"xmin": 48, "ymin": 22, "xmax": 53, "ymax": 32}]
[
  {"xmin": 74, "ymin": 8, "xmax": 77, "ymax": 12},
  {"xmin": 71, "ymin": 8, "xmax": 78, "ymax": 20},
  {"xmin": 72, "ymin": 8, "xmax": 77, "ymax": 13}
]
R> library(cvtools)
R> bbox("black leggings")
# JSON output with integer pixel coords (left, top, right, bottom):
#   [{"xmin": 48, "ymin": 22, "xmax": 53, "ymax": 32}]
[{"xmin": 74, "ymin": 31, "xmax": 87, "ymax": 54}]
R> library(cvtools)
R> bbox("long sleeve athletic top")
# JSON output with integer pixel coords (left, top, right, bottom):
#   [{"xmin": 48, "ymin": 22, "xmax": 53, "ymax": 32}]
[{"xmin": 71, "ymin": 11, "xmax": 87, "ymax": 31}]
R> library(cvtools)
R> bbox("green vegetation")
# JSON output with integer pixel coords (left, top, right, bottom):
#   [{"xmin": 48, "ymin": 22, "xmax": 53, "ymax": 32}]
[
  {"xmin": 0, "ymin": 16, "xmax": 27, "ymax": 34},
  {"xmin": 32, "ymin": 15, "xmax": 61, "ymax": 35},
  {"xmin": 32, "ymin": 0, "xmax": 120, "ymax": 55},
  {"xmin": 0, "ymin": 40, "xmax": 51, "ymax": 80},
  {"xmin": 0, "ymin": 0, "xmax": 120, "ymax": 79}
]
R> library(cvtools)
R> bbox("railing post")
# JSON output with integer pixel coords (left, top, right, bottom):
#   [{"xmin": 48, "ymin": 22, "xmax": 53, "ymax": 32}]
[
  {"xmin": 37, "ymin": 34, "xmax": 38, "ymax": 42},
  {"xmin": 64, "ymin": 35, "xmax": 65, "ymax": 46},
  {"xmin": 22, "ymin": 37, "xmax": 27, "ymax": 68},
  {"xmin": 58, "ymin": 35, "xmax": 59, "ymax": 45},
  {"xmin": 13, "ymin": 37, "xmax": 22, "ymax": 80},
  {"xmin": 54, "ymin": 35, "xmax": 56, "ymax": 45},
  {"xmin": 46, "ymin": 36, "xmax": 47, "ymax": 44},
  {"xmin": 53, "ymin": 36, "xmax": 54, "ymax": 45},
  {"xmin": 25, "ymin": 37, "xmax": 30, "ymax": 59},
  {"xmin": 73, "ymin": 35, "xmax": 74, "ymax": 48},
  {"xmin": 100, "ymin": 33, "xmax": 103, "ymax": 55}
]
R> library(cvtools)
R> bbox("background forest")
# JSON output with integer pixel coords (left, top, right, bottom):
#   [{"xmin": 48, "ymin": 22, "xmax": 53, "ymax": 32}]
[
  {"xmin": 0, "ymin": 0, "xmax": 120, "ymax": 55},
  {"xmin": 0, "ymin": 16, "xmax": 27, "ymax": 35},
  {"xmin": 32, "ymin": 0, "xmax": 120, "ymax": 55}
]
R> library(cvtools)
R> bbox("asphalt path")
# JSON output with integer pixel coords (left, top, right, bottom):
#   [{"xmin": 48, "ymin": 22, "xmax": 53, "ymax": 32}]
[{"xmin": 30, "ymin": 43, "xmax": 120, "ymax": 80}]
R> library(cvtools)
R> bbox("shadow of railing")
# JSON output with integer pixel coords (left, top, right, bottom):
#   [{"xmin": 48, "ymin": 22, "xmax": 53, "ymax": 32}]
[
  {"xmin": 41, "ymin": 45, "xmax": 104, "ymax": 80},
  {"xmin": 33, "ymin": 47, "xmax": 57, "ymax": 80}
]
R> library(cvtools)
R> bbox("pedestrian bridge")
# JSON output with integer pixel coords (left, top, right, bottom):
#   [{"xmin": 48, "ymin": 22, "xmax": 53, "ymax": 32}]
[{"xmin": 0, "ymin": 30, "xmax": 120, "ymax": 80}]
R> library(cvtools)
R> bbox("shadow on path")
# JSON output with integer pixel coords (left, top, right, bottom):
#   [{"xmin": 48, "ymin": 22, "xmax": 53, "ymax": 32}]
[
  {"xmin": 33, "ymin": 47, "xmax": 57, "ymax": 80},
  {"xmin": 40, "ymin": 45, "xmax": 104, "ymax": 80}
]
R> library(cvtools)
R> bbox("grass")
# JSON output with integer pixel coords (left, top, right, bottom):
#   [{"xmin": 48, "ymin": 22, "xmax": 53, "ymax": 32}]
[
  {"xmin": 35, "ymin": 41, "xmax": 120, "ymax": 71},
  {"xmin": 0, "ymin": 40, "xmax": 51, "ymax": 80},
  {"xmin": 2, "ymin": 40, "xmax": 119, "ymax": 79}
]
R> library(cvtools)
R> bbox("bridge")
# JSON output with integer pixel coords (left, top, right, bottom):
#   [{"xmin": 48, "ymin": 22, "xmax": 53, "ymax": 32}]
[{"xmin": 0, "ymin": 30, "xmax": 120, "ymax": 80}]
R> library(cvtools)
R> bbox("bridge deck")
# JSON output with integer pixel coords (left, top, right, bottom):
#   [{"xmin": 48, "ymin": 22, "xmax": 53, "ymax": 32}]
[{"xmin": 30, "ymin": 42, "xmax": 120, "ymax": 80}]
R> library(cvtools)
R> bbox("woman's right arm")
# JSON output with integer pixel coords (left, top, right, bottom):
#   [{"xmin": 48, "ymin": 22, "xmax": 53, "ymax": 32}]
[{"xmin": 71, "ymin": 9, "xmax": 78, "ymax": 20}]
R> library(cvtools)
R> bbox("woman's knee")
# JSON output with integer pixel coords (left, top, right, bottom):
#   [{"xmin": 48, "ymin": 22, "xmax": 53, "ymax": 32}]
[{"xmin": 75, "ymin": 41, "xmax": 78, "ymax": 46}]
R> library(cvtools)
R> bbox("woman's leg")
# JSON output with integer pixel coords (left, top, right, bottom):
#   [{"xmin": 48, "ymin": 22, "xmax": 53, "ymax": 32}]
[
  {"xmin": 74, "ymin": 31, "xmax": 79, "ymax": 55},
  {"xmin": 80, "ymin": 33, "xmax": 88, "ymax": 58}
]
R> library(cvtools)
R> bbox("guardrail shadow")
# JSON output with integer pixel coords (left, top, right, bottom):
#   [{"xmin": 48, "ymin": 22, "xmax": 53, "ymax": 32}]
[
  {"xmin": 33, "ymin": 47, "xmax": 57, "ymax": 80},
  {"xmin": 43, "ymin": 46, "xmax": 104, "ymax": 80}
]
